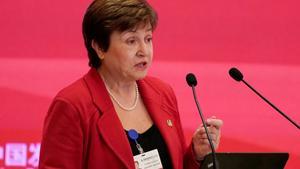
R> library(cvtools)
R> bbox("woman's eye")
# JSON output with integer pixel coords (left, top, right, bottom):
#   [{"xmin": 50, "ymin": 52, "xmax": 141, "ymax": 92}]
[
  {"xmin": 126, "ymin": 38, "xmax": 136, "ymax": 44},
  {"xmin": 146, "ymin": 37, "xmax": 152, "ymax": 42}
]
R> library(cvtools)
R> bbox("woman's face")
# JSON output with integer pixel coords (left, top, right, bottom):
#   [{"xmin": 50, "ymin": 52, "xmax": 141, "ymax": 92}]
[{"xmin": 100, "ymin": 23, "xmax": 153, "ymax": 82}]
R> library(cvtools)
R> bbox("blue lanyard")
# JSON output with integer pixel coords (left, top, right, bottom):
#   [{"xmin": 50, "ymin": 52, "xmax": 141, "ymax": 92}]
[{"xmin": 128, "ymin": 129, "xmax": 144, "ymax": 154}]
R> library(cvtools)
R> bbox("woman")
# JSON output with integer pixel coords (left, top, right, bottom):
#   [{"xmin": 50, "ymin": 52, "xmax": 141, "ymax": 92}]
[{"xmin": 39, "ymin": 0, "xmax": 223, "ymax": 169}]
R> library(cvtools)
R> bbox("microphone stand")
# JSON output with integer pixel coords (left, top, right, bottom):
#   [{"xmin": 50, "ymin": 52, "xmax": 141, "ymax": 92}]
[
  {"xmin": 191, "ymin": 85, "xmax": 219, "ymax": 169},
  {"xmin": 241, "ymin": 79, "xmax": 300, "ymax": 129}
]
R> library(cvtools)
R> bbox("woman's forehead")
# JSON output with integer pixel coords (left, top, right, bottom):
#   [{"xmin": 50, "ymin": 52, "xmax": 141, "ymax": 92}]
[{"xmin": 124, "ymin": 22, "xmax": 153, "ymax": 33}]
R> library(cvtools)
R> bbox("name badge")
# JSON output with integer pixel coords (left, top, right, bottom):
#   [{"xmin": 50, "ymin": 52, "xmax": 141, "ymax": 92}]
[{"xmin": 133, "ymin": 149, "xmax": 163, "ymax": 169}]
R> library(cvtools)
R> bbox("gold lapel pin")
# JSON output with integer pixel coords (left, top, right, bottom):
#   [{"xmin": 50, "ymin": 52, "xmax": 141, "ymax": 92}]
[{"xmin": 167, "ymin": 119, "xmax": 173, "ymax": 127}]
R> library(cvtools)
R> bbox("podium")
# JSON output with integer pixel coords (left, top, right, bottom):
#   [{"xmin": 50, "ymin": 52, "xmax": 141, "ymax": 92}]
[{"xmin": 200, "ymin": 152, "xmax": 289, "ymax": 169}]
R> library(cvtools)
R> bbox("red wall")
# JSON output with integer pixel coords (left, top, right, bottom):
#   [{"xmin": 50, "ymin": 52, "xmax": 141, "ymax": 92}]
[{"xmin": 0, "ymin": 0, "xmax": 299, "ymax": 168}]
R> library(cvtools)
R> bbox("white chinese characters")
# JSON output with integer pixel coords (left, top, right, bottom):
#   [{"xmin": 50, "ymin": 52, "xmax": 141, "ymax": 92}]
[
  {"xmin": 5, "ymin": 143, "xmax": 27, "ymax": 166},
  {"xmin": 28, "ymin": 143, "xmax": 41, "ymax": 167},
  {"xmin": 0, "ymin": 146, "xmax": 3, "ymax": 160},
  {"xmin": 0, "ymin": 142, "xmax": 40, "ymax": 168}
]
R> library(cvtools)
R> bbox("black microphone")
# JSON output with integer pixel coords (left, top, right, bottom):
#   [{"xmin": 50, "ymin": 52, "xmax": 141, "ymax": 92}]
[
  {"xmin": 229, "ymin": 67, "xmax": 300, "ymax": 129},
  {"xmin": 186, "ymin": 73, "xmax": 219, "ymax": 169}
]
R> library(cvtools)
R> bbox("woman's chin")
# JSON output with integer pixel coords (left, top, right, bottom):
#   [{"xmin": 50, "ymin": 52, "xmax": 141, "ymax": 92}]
[{"xmin": 134, "ymin": 71, "xmax": 148, "ymax": 80}]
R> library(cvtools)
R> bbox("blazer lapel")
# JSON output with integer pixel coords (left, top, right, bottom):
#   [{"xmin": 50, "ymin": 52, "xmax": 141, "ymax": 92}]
[
  {"xmin": 138, "ymin": 79, "xmax": 182, "ymax": 169},
  {"xmin": 84, "ymin": 68, "xmax": 134, "ymax": 169}
]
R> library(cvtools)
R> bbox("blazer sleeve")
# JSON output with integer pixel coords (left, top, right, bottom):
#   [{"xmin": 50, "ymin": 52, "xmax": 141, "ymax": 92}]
[{"xmin": 39, "ymin": 98, "xmax": 84, "ymax": 169}]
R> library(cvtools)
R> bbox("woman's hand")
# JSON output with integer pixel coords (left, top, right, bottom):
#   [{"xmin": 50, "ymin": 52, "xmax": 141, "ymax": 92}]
[{"xmin": 192, "ymin": 116, "xmax": 223, "ymax": 161}]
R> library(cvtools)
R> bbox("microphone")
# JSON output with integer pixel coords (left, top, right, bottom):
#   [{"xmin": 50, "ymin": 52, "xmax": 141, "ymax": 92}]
[
  {"xmin": 186, "ymin": 73, "xmax": 219, "ymax": 169},
  {"xmin": 229, "ymin": 67, "xmax": 300, "ymax": 129}
]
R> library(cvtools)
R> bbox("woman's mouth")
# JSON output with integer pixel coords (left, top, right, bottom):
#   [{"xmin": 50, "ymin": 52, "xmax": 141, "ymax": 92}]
[{"xmin": 135, "ymin": 61, "xmax": 147, "ymax": 70}]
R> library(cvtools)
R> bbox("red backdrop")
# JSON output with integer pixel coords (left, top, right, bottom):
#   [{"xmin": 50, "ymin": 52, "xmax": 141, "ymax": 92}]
[{"xmin": 0, "ymin": 0, "xmax": 299, "ymax": 168}]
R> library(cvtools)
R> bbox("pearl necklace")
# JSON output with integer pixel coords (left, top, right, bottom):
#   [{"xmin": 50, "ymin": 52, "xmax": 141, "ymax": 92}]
[{"xmin": 101, "ymin": 75, "xmax": 139, "ymax": 111}]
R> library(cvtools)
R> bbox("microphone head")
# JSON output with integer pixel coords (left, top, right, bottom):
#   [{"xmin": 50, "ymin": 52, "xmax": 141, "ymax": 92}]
[
  {"xmin": 186, "ymin": 73, "xmax": 197, "ymax": 87},
  {"xmin": 229, "ymin": 67, "xmax": 244, "ymax": 81}
]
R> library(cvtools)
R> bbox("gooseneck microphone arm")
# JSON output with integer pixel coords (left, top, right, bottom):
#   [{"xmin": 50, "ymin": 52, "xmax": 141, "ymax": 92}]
[
  {"xmin": 191, "ymin": 85, "xmax": 219, "ymax": 169},
  {"xmin": 229, "ymin": 67, "xmax": 300, "ymax": 130},
  {"xmin": 241, "ymin": 79, "xmax": 299, "ymax": 129},
  {"xmin": 186, "ymin": 73, "xmax": 219, "ymax": 169}
]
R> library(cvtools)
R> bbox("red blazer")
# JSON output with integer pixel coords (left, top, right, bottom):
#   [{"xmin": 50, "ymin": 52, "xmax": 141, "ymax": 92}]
[{"xmin": 39, "ymin": 68, "xmax": 199, "ymax": 169}]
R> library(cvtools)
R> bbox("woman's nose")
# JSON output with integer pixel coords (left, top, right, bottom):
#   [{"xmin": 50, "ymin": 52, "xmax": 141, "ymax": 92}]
[{"xmin": 137, "ymin": 41, "xmax": 151, "ymax": 57}]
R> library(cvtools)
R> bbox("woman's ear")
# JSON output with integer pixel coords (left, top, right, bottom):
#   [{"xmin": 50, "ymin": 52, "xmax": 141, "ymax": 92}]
[{"xmin": 91, "ymin": 40, "xmax": 105, "ymax": 60}]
